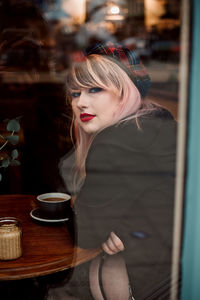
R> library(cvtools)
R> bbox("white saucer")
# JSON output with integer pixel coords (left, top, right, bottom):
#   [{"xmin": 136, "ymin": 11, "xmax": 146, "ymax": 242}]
[{"xmin": 30, "ymin": 208, "xmax": 69, "ymax": 223}]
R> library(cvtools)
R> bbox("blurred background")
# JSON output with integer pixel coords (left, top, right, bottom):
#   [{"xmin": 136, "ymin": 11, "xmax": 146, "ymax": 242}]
[{"xmin": 0, "ymin": 0, "xmax": 180, "ymax": 194}]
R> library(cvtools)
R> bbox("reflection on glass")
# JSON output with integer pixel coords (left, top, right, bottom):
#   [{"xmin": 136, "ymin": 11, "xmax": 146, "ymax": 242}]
[{"xmin": 0, "ymin": 0, "xmax": 181, "ymax": 298}]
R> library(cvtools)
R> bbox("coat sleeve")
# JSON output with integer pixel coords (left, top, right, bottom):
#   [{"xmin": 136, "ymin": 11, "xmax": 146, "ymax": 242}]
[{"xmin": 74, "ymin": 140, "xmax": 133, "ymax": 248}]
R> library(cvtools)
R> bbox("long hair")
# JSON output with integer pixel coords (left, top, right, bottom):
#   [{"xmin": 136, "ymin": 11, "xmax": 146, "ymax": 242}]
[{"xmin": 66, "ymin": 54, "xmax": 154, "ymax": 192}]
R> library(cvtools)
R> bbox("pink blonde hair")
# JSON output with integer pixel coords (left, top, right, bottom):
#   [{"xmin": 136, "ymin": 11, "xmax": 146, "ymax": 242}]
[{"xmin": 66, "ymin": 54, "xmax": 154, "ymax": 191}]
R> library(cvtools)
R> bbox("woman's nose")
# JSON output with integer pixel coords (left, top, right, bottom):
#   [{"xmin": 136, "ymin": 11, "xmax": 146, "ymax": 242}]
[{"xmin": 77, "ymin": 92, "xmax": 89, "ymax": 109}]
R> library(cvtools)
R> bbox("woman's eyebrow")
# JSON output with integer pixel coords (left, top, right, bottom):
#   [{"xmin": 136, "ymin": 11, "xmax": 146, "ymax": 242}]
[{"xmin": 69, "ymin": 88, "xmax": 81, "ymax": 92}]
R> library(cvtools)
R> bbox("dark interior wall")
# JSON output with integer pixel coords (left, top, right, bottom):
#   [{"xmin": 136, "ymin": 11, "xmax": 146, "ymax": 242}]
[{"xmin": 0, "ymin": 0, "xmax": 73, "ymax": 194}]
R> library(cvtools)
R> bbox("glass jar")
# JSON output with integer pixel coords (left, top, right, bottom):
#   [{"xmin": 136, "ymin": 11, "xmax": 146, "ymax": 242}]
[{"xmin": 0, "ymin": 217, "xmax": 22, "ymax": 260}]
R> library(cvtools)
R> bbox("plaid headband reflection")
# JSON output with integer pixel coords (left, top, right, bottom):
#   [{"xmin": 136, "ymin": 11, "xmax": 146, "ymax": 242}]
[{"xmin": 84, "ymin": 42, "xmax": 151, "ymax": 99}]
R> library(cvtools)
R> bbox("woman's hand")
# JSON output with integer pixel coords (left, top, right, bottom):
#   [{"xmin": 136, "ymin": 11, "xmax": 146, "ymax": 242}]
[{"xmin": 102, "ymin": 231, "xmax": 125, "ymax": 255}]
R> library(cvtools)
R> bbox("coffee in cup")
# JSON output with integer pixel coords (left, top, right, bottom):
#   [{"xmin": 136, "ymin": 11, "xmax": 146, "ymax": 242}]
[{"xmin": 37, "ymin": 192, "xmax": 71, "ymax": 219}]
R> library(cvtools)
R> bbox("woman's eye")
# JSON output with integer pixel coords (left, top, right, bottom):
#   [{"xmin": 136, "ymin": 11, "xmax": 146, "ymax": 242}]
[
  {"xmin": 89, "ymin": 87, "xmax": 103, "ymax": 93},
  {"xmin": 71, "ymin": 91, "xmax": 81, "ymax": 98}
]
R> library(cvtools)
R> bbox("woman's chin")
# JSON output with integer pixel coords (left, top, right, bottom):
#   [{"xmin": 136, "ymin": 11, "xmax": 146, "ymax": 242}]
[{"xmin": 79, "ymin": 122, "xmax": 100, "ymax": 134}]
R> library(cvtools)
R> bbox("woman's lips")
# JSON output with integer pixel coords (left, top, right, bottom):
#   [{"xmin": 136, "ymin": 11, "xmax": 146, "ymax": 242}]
[{"xmin": 80, "ymin": 113, "xmax": 96, "ymax": 122}]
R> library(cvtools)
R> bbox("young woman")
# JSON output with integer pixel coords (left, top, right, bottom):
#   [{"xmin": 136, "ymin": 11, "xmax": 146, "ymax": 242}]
[{"xmin": 57, "ymin": 43, "xmax": 177, "ymax": 300}]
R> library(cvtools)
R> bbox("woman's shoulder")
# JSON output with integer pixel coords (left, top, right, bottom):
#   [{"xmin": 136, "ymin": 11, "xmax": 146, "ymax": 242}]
[{"xmin": 93, "ymin": 105, "xmax": 177, "ymax": 152}]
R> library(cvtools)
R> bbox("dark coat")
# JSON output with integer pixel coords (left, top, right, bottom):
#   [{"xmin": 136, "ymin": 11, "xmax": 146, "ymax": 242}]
[{"xmin": 61, "ymin": 107, "xmax": 177, "ymax": 299}]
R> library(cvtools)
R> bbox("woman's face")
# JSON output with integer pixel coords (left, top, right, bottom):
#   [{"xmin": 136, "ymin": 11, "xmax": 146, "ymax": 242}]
[{"xmin": 71, "ymin": 87, "xmax": 121, "ymax": 134}]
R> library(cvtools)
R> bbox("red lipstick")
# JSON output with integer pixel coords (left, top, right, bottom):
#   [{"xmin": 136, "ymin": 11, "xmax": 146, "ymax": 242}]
[{"xmin": 80, "ymin": 113, "xmax": 96, "ymax": 122}]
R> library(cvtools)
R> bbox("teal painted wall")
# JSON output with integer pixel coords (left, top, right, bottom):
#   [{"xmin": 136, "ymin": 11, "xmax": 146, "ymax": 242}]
[{"xmin": 181, "ymin": 0, "xmax": 200, "ymax": 299}]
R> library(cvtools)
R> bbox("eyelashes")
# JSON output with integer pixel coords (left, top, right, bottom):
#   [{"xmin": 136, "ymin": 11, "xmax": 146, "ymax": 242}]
[
  {"xmin": 70, "ymin": 87, "xmax": 103, "ymax": 98},
  {"xmin": 89, "ymin": 87, "xmax": 103, "ymax": 93},
  {"xmin": 70, "ymin": 91, "xmax": 81, "ymax": 98}
]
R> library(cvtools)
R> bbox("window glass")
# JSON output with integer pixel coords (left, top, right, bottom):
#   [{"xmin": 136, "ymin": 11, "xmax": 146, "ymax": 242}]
[{"xmin": 0, "ymin": 0, "xmax": 181, "ymax": 299}]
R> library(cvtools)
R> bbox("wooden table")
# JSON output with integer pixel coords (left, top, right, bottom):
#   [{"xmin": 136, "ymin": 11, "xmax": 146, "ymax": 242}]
[{"xmin": 0, "ymin": 195, "xmax": 101, "ymax": 280}]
